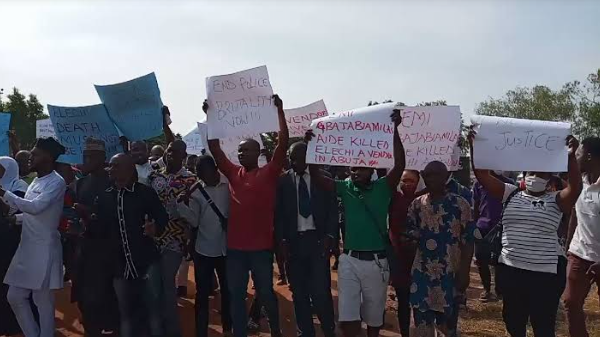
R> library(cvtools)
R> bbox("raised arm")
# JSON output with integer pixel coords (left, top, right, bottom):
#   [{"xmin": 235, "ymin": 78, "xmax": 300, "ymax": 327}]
[
  {"xmin": 162, "ymin": 106, "xmax": 176, "ymax": 145},
  {"xmin": 468, "ymin": 128, "xmax": 506, "ymax": 200},
  {"xmin": 2, "ymin": 179, "xmax": 65, "ymax": 215},
  {"xmin": 557, "ymin": 136, "xmax": 583, "ymax": 213},
  {"xmin": 204, "ymin": 100, "xmax": 235, "ymax": 173},
  {"xmin": 270, "ymin": 94, "xmax": 289, "ymax": 166},
  {"xmin": 386, "ymin": 107, "xmax": 406, "ymax": 190}
]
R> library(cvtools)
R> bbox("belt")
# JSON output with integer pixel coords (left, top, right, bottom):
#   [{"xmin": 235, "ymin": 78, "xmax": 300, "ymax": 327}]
[
  {"xmin": 343, "ymin": 250, "xmax": 386, "ymax": 261},
  {"xmin": 297, "ymin": 230, "xmax": 317, "ymax": 236}
]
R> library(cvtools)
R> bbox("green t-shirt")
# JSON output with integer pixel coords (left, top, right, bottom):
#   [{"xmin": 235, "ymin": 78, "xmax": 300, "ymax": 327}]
[{"xmin": 336, "ymin": 177, "xmax": 392, "ymax": 251}]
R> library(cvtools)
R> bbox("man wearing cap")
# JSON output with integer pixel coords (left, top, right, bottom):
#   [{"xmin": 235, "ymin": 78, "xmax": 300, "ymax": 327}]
[
  {"xmin": 0, "ymin": 137, "xmax": 67, "ymax": 337},
  {"xmin": 72, "ymin": 138, "xmax": 120, "ymax": 336}
]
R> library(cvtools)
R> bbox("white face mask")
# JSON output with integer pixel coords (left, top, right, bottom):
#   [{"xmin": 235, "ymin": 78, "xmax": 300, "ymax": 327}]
[{"xmin": 525, "ymin": 176, "xmax": 548, "ymax": 193}]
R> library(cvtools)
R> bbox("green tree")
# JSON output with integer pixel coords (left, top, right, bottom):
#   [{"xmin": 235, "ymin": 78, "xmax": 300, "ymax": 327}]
[
  {"xmin": 574, "ymin": 69, "xmax": 600, "ymax": 137},
  {"xmin": 475, "ymin": 68, "xmax": 600, "ymax": 138},
  {"xmin": 0, "ymin": 87, "xmax": 46, "ymax": 149},
  {"xmin": 475, "ymin": 84, "xmax": 578, "ymax": 122}
]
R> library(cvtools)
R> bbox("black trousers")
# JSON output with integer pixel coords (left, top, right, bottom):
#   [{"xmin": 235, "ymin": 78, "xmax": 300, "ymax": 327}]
[
  {"xmin": 474, "ymin": 240, "xmax": 500, "ymax": 294},
  {"xmin": 288, "ymin": 231, "xmax": 335, "ymax": 337},
  {"xmin": 393, "ymin": 286, "xmax": 410, "ymax": 337},
  {"xmin": 497, "ymin": 257, "xmax": 567, "ymax": 337},
  {"xmin": 193, "ymin": 252, "xmax": 232, "ymax": 337}
]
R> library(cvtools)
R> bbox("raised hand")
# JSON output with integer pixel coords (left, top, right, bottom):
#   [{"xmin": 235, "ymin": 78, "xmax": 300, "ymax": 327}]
[
  {"xmin": 202, "ymin": 99, "xmax": 209, "ymax": 114},
  {"xmin": 304, "ymin": 129, "xmax": 315, "ymax": 143},
  {"xmin": 567, "ymin": 135, "xmax": 579, "ymax": 156},
  {"xmin": 273, "ymin": 94, "xmax": 283, "ymax": 110},
  {"xmin": 390, "ymin": 108, "xmax": 403, "ymax": 126}
]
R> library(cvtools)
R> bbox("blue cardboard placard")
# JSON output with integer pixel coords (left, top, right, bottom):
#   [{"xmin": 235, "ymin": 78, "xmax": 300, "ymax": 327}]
[
  {"xmin": 48, "ymin": 104, "xmax": 122, "ymax": 164},
  {"xmin": 0, "ymin": 113, "xmax": 11, "ymax": 156},
  {"xmin": 95, "ymin": 73, "xmax": 163, "ymax": 141}
]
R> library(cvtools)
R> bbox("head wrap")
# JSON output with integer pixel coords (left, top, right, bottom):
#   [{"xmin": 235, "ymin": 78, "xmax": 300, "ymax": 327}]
[{"xmin": 0, "ymin": 156, "xmax": 28, "ymax": 193}]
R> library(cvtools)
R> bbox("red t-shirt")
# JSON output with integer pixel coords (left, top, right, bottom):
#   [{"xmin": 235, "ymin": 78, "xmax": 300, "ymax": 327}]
[{"xmin": 220, "ymin": 158, "xmax": 284, "ymax": 251}]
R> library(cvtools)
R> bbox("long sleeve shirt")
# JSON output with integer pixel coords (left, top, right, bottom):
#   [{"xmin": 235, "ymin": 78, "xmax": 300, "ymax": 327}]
[{"xmin": 95, "ymin": 182, "xmax": 168, "ymax": 280}]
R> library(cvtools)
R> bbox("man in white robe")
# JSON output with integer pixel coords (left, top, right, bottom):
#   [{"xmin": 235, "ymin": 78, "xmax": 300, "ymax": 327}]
[{"xmin": 1, "ymin": 137, "xmax": 66, "ymax": 337}]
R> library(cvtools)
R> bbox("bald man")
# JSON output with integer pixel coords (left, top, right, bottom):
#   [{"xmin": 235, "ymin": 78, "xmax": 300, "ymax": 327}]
[
  {"xmin": 406, "ymin": 161, "xmax": 478, "ymax": 337},
  {"xmin": 95, "ymin": 153, "xmax": 168, "ymax": 337},
  {"xmin": 148, "ymin": 139, "xmax": 197, "ymax": 337},
  {"xmin": 207, "ymin": 95, "xmax": 289, "ymax": 337}
]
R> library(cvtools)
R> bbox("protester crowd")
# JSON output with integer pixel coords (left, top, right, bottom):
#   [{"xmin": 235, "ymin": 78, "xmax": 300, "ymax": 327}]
[{"xmin": 0, "ymin": 95, "xmax": 599, "ymax": 337}]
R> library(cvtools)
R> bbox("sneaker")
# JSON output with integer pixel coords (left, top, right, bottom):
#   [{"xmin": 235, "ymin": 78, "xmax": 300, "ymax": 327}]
[
  {"xmin": 247, "ymin": 319, "xmax": 260, "ymax": 333},
  {"xmin": 479, "ymin": 290, "xmax": 496, "ymax": 302},
  {"xmin": 177, "ymin": 286, "xmax": 187, "ymax": 298}
]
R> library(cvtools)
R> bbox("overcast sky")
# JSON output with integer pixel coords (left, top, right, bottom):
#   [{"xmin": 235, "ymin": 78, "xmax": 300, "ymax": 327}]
[{"xmin": 2, "ymin": 0, "xmax": 599, "ymax": 135}]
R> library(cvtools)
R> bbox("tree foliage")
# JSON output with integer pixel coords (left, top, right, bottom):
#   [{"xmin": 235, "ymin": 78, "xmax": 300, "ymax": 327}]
[
  {"xmin": 0, "ymin": 87, "xmax": 46, "ymax": 149},
  {"xmin": 476, "ymin": 69, "xmax": 600, "ymax": 138}
]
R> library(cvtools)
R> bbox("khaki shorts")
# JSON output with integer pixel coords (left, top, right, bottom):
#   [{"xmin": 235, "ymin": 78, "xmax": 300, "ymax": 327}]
[{"xmin": 337, "ymin": 253, "xmax": 390, "ymax": 327}]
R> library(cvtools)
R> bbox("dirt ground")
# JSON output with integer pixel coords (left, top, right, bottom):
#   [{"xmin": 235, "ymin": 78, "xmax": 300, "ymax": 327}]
[{"xmin": 21, "ymin": 262, "xmax": 600, "ymax": 337}]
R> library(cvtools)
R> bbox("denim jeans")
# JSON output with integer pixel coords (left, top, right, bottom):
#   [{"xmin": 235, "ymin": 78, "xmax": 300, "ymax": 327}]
[
  {"xmin": 193, "ymin": 252, "xmax": 231, "ymax": 337},
  {"xmin": 113, "ymin": 262, "xmax": 163, "ymax": 337},
  {"xmin": 160, "ymin": 249, "xmax": 184, "ymax": 337},
  {"xmin": 227, "ymin": 249, "xmax": 281, "ymax": 337}
]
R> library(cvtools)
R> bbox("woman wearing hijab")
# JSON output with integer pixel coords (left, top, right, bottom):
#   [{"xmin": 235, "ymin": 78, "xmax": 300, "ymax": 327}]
[{"xmin": 0, "ymin": 156, "xmax": 29, "ymax": 336}]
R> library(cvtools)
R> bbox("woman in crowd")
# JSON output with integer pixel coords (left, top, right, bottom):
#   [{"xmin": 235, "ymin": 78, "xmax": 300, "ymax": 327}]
[
  {"xmin": 470, "ymin": 132, "xmax": 582, "ymax": 337},
  {"xmin": 0, "ymin": 157, "xmax": 30, "ymax": 336},
  {"xmin": 388, "ymin": 170, "xmax": 420, "ymax": 337}
]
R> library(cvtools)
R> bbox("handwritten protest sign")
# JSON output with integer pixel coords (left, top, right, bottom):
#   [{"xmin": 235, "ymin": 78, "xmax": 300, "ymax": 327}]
[
  {"xmin": 199, "ymin": 122, "xmax": 266, "ymax": 166},
  {"xmin": 398, "ymin": 106, "xmax": 462, "ymax": 171},
  {"xmin": 284, "ymin": 100, "xmax": 328, "ymax": 138},
  {"xmin": 95, "ymin": 73, "xmax": 163, "ymax": 141},
  {"xmin": 0, "ymin": 113, "xmax": 11, "ymax": 156},
  {"xmin": 182, "ymin": 125, "xmax": 205, "ymax": 155},
  {"xmin": 471, "ymin": 115, "xmax": 571, "ymax": 172},
  {"xmin": 206, "ymin": 66, "xmax": 278, "ymax": 139},
  {"xmin": 48, "ymin": 104, "xmax": 122, "ymax": 164},
  {"xmin": 36, "ymin": 118, "xmax": 57, "ymax": 139},
  {"xmin": 306, "ymin": 103, "xmax": 395, "ymax": 168}
]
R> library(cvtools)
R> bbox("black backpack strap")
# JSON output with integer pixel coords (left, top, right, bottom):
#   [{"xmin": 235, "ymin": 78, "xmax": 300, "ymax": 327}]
[{"xmin": 196, "ymin": 184, "xmax": 228, "ymax": 232}]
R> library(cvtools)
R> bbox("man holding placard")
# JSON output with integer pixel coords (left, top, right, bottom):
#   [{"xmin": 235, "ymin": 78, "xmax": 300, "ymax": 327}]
[
  {"xmin": 306, "ymin": 107, "xmax": 405, "ymax": 337},
  {"xmin": 206, "ymin": 94, "xmax": 288, "ymax": 337}
]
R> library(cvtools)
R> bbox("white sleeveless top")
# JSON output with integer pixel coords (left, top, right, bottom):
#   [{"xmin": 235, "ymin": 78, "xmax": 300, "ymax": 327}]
[{"xmin": 500, "ymin": 184, "xmax": 562, "ymax": 274}]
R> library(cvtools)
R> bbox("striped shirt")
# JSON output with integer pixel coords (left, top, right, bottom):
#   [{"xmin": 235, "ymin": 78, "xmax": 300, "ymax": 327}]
[{"xmin": 500, "ymin": 184, "xmax": 562, "ymax": 274}]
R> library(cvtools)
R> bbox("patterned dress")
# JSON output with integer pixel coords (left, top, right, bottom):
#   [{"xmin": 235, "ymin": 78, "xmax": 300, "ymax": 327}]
[
  {"xmin": 406, "ymin": 193, "xmax": 480, "ymax": 333},
  {"xmin": 148, "ymin": 167, "xmax": 197, "ymax": 253}
]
